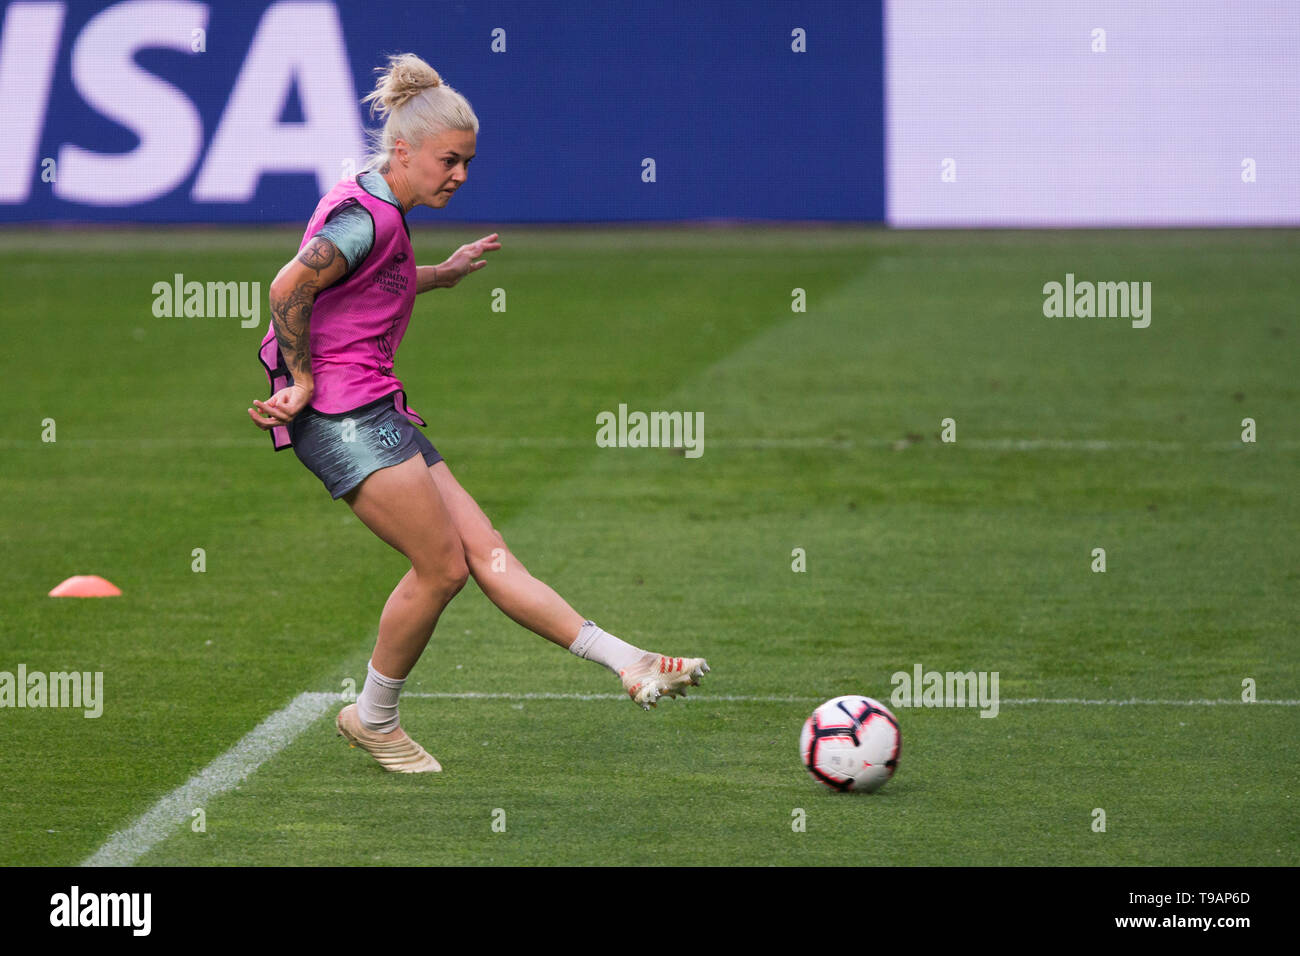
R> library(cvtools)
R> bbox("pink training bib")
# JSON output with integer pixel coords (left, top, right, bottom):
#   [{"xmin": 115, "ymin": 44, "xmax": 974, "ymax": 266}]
[{"xmin": 257, "ymin": 176, "xmax": 425, "ymax": 450}]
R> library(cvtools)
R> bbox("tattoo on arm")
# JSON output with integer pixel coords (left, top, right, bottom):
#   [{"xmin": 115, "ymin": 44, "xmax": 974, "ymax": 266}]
[
  {"xmin": 296, "ymin": 237, "xmax": 338, "ymax": 276},
  {"xmin": 273, "ymin": 237, "xmax": 346, "ymax": 384},
  {"xmin": 271, "ymin": 279, "xmax": 320, "ymax": 383}
]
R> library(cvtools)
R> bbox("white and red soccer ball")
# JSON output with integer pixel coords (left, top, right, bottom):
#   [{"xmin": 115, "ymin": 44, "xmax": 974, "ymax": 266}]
[{"xmin": 800, "ymin": 695, "xmax": 901, "ymax": 793}]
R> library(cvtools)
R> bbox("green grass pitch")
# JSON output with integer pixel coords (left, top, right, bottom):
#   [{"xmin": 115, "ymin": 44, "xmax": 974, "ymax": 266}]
[{"xmin": 0, "ymin": 226, "xmax": 1295, "ymax": 866}]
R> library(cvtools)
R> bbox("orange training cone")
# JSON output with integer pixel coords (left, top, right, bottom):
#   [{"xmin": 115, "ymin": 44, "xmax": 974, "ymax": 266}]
[{"xmin": 49, "ymin": 575, "xmax": 122, "ymax": 598}]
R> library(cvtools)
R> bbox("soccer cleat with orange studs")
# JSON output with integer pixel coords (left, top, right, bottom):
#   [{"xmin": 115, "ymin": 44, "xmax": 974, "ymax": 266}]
[{"xmin": 619, "ymin": 652, "xmax": 710, "ymax": 710}]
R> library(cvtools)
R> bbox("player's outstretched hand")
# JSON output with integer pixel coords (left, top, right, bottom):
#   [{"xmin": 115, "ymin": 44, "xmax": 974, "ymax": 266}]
[
  {"xmin": 437, "ymin": 233, "xmax": 501, "ymax": 287},
  {"xmin": 248, "ymin": 383, "xmax": 312, "ymax": 430}
]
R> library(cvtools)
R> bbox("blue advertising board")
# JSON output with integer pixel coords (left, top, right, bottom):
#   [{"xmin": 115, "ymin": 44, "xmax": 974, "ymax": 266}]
[{"xmin": 0, "ymin": 0, "xmax": 886, "ymax": 223}]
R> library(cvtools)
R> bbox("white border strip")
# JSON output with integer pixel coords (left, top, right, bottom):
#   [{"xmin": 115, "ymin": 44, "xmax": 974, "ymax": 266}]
[{"xmin": 82, "ymin": 691, "xmax": 337, "ymax": 867}]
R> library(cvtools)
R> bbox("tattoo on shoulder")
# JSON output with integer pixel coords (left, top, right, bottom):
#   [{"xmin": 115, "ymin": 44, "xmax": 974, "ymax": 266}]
[{"xmin": 297, "ymin": 238, "xmax": 338, "ymax": 274}]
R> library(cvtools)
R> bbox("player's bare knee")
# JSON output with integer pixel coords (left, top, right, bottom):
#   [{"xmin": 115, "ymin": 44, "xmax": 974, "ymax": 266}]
[
  {"xmin": 412, "ymin": 540, "xmax": 469, "ymax": 598},
  {"xmin": 441, "ymin": 555, "xmax": 470, "ymax": 596},
  {"xmin": 418, "ymin": 561, "xmax": 467, "ymax": 601}
]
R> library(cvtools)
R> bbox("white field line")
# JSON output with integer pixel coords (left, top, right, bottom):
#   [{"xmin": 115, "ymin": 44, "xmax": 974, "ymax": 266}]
[
  {"xmin": 405, "ymin": 691, "xmax": 811, "ymax": 702},
  {"xmin": 403, "ymin": 691, "xmax": 1300, "ymax": 706},
  {"xmin": 82, "ymin": 691, "xmax": 337, "ymax": 867},
  {"xmin": 84, "ymin": 688, "xmax": 1298, "ymax": 866},
  {"xmin": 4, "ymin": 437, "xmax": 1293, "ymax": 452},
  {"xmin": 998, "ymin": 697, "xmax": 1299, "ymax": 706}
]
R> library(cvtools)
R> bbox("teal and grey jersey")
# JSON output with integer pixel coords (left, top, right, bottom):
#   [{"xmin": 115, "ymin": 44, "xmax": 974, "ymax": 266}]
[{"xmin": 312, "ymin": 170, "xmax": 402, "ymax": 272}]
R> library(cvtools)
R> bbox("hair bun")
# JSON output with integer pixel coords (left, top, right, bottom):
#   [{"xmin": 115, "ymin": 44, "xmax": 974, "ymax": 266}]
[
  {"xmin": 359, "ymin": 51, "xmax": 479, "ymax": 174},
  {"xmin": 363, "ymin": 53, "xmax": 443, "ymax": 118}
]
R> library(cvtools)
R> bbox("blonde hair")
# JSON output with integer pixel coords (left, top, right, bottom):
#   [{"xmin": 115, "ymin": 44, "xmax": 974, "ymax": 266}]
[{"xmin": 361, "ymin": 53, "xmax": 478, "ymax": 171}]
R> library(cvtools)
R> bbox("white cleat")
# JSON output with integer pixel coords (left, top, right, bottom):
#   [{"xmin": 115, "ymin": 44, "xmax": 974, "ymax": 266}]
[
  {"xmin": 336, "ymin": 704, "xmax": 442, "ymax": 773},
  {"xmin": 619, "ymin": 653, "xmax": 711, "ymax": 710}
]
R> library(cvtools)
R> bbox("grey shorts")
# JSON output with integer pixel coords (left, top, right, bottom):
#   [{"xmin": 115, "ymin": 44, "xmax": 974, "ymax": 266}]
[{"xmin": 289, "ymin": 394, "xmax": 442, "ymax": 499}]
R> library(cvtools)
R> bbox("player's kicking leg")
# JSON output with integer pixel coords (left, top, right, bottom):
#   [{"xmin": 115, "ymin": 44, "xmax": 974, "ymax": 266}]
[{"xmin": 426, "ymin": 461, "xmax": 711, "ymax": 709}]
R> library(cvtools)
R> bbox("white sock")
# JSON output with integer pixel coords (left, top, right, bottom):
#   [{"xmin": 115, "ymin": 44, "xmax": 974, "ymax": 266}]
[
  {"xmin": 357, "ymin": 660, "xmax": 405, "ymax": 733},
  {"xmin": 569, "ymin": 620, "xmax": 645, "ymax": 674}
]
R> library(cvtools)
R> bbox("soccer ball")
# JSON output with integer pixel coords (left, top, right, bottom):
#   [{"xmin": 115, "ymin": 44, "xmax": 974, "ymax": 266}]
[{"xmin": 800, "ymin": 695, "xmax": 901, "ymax": 793}]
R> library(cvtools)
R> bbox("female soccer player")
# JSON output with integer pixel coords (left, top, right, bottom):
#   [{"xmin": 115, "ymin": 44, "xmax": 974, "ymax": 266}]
[{"xmin": 248, "ymin": 54, "xmax": 708, "ymax": 773}]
